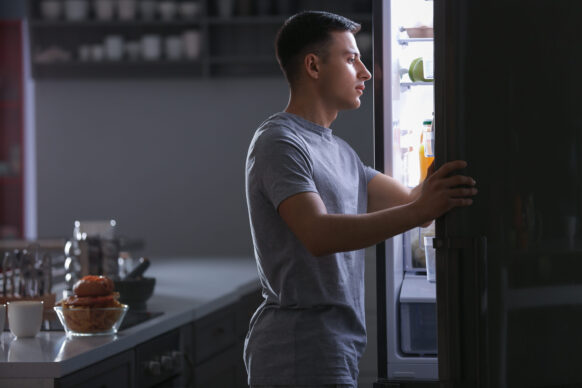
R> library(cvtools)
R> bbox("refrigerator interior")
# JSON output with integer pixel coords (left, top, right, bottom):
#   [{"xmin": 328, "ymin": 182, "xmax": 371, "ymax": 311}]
[{"xmin": 379, "ymin": 0, "xmax": 438, "ymax": 381}]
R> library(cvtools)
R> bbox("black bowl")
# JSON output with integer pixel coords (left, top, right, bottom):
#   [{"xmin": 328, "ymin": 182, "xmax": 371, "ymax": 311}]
[{"xmin": 114, "ymin": 277, "xmax": 156, "ymax": 311}]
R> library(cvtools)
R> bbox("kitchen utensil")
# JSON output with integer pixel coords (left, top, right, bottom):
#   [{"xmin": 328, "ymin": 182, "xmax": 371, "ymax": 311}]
[
  {"xmin": 28, "ymin": 251, "xmax": 38, "ymax": 297},
  {"xmin": 0, "ymin": 304, "xmax": 5, "ymax": 333},
  {"xmin": 42, "ymin": 254, "xmax": 52, "ymax": 296},
  {"xmin": 124, "ymin": 257, "xmax": 150, "ymax": 280},
  {"xmin": 17, "ymin": 251, "xmax": 26, "ymax": 297},
  {"xmin": 2, "ymin": 252, "xmax": 9, "ymax": 297},
  {"xmin": 114, "ymin": 277, "xmax": 155, "ymax": 310},
  {"xmin": 8, "ymin": 252, "xmax": 15, "ymax": 297}
]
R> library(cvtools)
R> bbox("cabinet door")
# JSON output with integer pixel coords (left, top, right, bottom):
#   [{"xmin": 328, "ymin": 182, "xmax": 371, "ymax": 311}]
[
  {"xmin": 56, "ymin": 349, "xmax": 135, "ymax": 388},
  {"xmin": 192, "ymin": 345, "xmax": 239, "ymax": 388},
  {"xmin": 192, "ymin": 305, "xmax": 236, "ymax": 364}
]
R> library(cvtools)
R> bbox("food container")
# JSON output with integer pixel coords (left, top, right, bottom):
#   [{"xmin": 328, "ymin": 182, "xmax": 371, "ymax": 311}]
[
  {"xmin": 54, "ymin": 305, "xmax": 128, "ymax": 336},
  {"xmin": 424, "ymin": 236, "xmax": 436, "ymax": 282},
  {"xmin": 404, "ymin": 26, "xmax": 434, "ymax": 38}
]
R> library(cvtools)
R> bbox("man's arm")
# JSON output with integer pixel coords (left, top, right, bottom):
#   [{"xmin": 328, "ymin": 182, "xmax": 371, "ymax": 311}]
[
  {"xmin": 367, "ymin": 160, "xmax": 436, "ymax": 212},
  {"xmin": 278, "ymin": 160, "xmax": 476, "ymax": 257}
]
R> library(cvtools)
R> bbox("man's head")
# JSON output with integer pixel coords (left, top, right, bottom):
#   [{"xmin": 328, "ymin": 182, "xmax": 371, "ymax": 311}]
[{"xmin": 275, "ymin": 11, "xmax": 361, "ymax": 86}]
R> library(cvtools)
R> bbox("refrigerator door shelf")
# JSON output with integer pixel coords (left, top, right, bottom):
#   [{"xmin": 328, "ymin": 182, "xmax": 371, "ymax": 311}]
[{"xmin": 400, "ymin": 273, "xmax": 437, "ymax": 355}]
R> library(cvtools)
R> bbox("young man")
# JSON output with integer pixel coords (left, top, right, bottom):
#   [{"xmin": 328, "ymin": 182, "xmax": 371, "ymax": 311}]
[{"xmin": 244, "ymin": 11, "xmax": 477, "ymax": 388}]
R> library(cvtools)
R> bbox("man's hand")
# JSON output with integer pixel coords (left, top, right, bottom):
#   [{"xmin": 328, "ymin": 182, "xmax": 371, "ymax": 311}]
[{"xmin": 413, "ymin": 160, "xmax": 477, "ymax": 223}]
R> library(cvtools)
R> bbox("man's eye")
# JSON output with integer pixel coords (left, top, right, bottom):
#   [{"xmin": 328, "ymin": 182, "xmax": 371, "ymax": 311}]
[{"xmin": 348, "ymin": 57, "xmax": 356, "ymax": 63}]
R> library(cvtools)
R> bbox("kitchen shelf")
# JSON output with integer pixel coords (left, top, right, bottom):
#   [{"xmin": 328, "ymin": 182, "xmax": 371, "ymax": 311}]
[
  {"xmin": 209, "ymin": 56, "xmax": 274, "ymax": 64},
  {"xmin": 32, "ymin": 60, "xmax": 204, "ymax": 78},
  {"xmin": 29, "ymin": 20, "xmax": 202, "ymax": 28},
  {"xmin": 207, "ymin": 16, "xmax": 286, "ymax": 24},
  {"xmin": 26, "ymin": 0, "xmax": 372, "ymax": 78}
]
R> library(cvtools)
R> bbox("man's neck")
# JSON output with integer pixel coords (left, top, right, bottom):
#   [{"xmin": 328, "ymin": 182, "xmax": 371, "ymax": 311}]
[{"xmin": 285, "ymin": 94, "xmax": 338, "ymax": 129}]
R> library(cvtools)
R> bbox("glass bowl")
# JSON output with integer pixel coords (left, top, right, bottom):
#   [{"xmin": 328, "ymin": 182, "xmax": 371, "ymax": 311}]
[{"xmin": 54, "ymin": 305, "xmax": 128, "ymax": 336}]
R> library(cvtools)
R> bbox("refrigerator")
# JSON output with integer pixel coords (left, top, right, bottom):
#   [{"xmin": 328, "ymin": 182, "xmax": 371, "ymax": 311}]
[{"xmin": 373, "ymin": 0, "xmax": 582, "ymax": 387}]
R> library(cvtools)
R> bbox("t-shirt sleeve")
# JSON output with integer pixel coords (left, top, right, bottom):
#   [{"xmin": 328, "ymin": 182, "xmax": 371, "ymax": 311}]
[
  {"xmin": 363, "ymin": 165, "xmax": 380, "ymax": 184},
  {"xmin": 252, "ymin": 130, "xmax": 318, "ymax": 210}
]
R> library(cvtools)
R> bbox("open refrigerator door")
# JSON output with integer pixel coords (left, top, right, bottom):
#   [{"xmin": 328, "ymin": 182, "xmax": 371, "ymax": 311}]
[{"xmin": 374, "ymin": 0, "xmax": 439, "ymax": 384}]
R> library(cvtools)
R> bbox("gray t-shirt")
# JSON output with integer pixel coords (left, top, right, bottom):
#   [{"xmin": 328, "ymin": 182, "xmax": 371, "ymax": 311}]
[{"xmin": 244, "ymin": 112, "xmax": 379, "ymax": 386}]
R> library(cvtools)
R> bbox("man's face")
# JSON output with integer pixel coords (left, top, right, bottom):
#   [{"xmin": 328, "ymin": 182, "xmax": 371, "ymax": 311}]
[{"xmin": 316, "ymin": 31, "xmax": 372, "ymax": 111}]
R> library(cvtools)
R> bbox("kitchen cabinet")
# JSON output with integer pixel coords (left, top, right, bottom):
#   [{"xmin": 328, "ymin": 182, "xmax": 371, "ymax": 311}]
[
  {"xmin": 26, "ymin": 0, "xmax": 371, "ymax": 78},
  {"xmin": 51, "ymin": 287, "xmax": 262, "ymax": 388},
  {"xmin": 0, "ymin": 20, "xmax": 25, "ymax": 239},
  {"xmin": 185, "ymin": 287, "xmax": 262, "ymax": 388},
  {"xmin": 55, "ymin": 349, "xmax": 135, "ymax": 388}
]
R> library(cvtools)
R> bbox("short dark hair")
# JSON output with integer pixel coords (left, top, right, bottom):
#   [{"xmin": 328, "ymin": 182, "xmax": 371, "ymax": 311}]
[{"xmin": 275, "ymin": 11, "xmax": 361, "ymax": 85}]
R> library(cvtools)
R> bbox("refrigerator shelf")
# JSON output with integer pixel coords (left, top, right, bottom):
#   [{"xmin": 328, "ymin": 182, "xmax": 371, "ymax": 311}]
[
  {"xmin": 397, "ymin": 37, "xmax": 434, "ymax": 45},
  {"xmin": 400, "ymin": 81, "xmax": 433, "ymax": 89}
]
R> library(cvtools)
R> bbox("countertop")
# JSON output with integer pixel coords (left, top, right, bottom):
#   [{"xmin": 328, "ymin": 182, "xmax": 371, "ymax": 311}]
[{"xmin": 0, "ymin": 257, "xmax": 260, "ymax": 380}]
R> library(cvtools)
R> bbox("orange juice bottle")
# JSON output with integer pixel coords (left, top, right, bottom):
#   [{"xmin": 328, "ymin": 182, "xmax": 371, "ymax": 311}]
[{"xmin": 419, "ymin": 119, "xmax": 434, "ymax": 181}]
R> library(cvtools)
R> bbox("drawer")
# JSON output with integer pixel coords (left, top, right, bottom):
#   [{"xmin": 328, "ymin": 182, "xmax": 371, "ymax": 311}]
[
  {"xmin": 191, "ymin": 346, "xmax": 239, "ymax": 388},
  {"xmin": 56, "ymin": 350, "xmax": 134, "ymax": 388},
  {"xmin": 192, "ymin": 305, "xmax": 236, "ymax": 364},
  {"xmin": 135, "ymin": 329, "xmax": 184, "ymax": 388}
]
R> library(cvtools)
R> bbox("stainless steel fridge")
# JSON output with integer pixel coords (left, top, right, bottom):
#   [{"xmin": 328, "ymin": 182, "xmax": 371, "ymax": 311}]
[{"xmin": 373, "ymin": 0, "xmax": 582, "ymax": 387}]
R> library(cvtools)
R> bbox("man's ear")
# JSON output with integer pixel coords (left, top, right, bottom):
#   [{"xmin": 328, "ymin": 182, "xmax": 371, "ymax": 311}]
[{"xmin": 304, "ymin": 53, "xmax": 320, "ymax": 79}]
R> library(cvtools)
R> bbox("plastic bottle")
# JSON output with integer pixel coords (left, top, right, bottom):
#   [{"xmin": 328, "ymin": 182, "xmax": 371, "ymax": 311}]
[{"xmin": 419, "ymin": 119, "xmax": 434, "ymax": 181}]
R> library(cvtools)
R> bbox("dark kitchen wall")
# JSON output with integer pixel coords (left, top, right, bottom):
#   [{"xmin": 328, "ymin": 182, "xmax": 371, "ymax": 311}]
[{"xmin": 35, "ymin": 78, "xmax": 374, "ymax": 257}]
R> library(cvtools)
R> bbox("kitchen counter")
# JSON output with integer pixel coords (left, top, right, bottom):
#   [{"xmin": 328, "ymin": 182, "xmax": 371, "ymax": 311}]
[{"xmin": 0, "ymin": 257, "xmax": 260, "ymax": 382}]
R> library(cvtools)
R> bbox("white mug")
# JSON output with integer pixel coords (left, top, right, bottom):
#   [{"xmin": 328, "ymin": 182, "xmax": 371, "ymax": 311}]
[
  {"xmin": 118, "ymin": 0, "xmax": 137, "ymax": 21},
  {"xmin": 165, "ymin": 36, "xmax": 183, "ymax": 61},
  {"xmin": 7, "ymin": 301, "xmax": 43, "ymax": 338},
  {"xmin": 41, "ymin": 0, "xmax": 63, "ymax": 20},
  {"xmin": 93, "ymin": 0, "xmax": 115, "ymax": 21},
  {"xmin": 158, "ymin": 1, "xmax": 177, "ymax": 21},
  {"xmin": 104, "ymin": 35, "xmax": 124, "ymax": 61},
  {"xmin": 64, "ymin": 0, "xmax": 89, "ymax": 21},
  {"xmin": 182, "ymin": 30, "xmax": 201, "ymax": 60},
  {"xmin": 139, "ymin": 0, "xmax": 156, "ymax": 20},
  {"xmin": 141, "ymin": 35, "xmax": 161, "ymax": 61}
]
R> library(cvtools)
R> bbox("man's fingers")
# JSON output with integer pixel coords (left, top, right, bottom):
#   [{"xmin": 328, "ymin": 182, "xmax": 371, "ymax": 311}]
[
  {"xmin": 449, "ymin": 187, "xmax": 478, "ymax": 198},
  {"xmin": 442, "ymin": 175, "xmax": 477, "ymax": 188},
  {"xmin": 432, "ymin": 160, "xmax": 468, "ymax": 179},
  {"xmin": 450, "ymin": 198, "xmax": 473, "ymax": 207}
]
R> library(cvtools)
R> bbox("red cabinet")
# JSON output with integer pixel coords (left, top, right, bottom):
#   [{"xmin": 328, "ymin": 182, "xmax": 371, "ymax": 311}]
[{"xmin": 0, "ymin": 20, "xmax": 24, "ymax": 239}]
